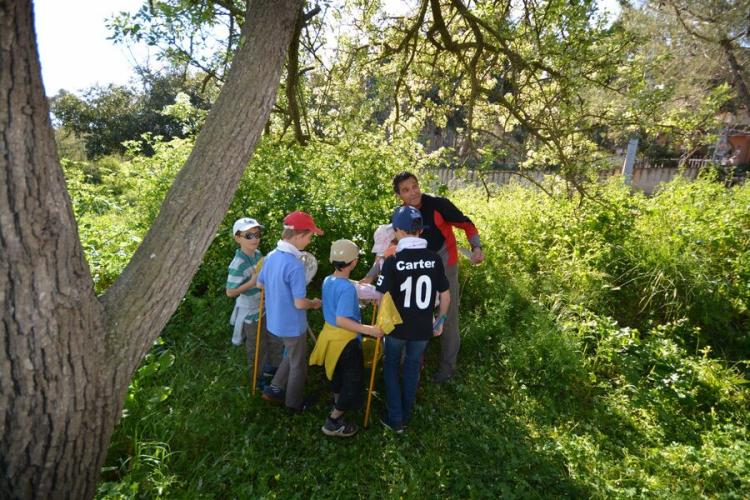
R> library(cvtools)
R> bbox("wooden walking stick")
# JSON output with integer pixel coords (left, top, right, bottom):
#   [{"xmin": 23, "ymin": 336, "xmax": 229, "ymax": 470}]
[
  {"xmin": 252, "ymin": 289, "xmax": 265, "ymax": 395},
  {"xmin": 363, "ymin": 301, "xmax": 380, "ymax": 427}
]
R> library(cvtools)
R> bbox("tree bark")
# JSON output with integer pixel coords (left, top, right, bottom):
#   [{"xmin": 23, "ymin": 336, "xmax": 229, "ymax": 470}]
[
  {"xmin": 720, "ymin": 39, "xmax": 750, "ymax": 113},
  {"xmin": 1, "ymin": 2, "xmax": 109, "ymax": 497},
  {"xmin": 286, "ymin": 5, "xmax": 308, "ymax": 145},
  {"xmin": 0, "ymin": 0, "xmax": 302, "ymax": 498}
]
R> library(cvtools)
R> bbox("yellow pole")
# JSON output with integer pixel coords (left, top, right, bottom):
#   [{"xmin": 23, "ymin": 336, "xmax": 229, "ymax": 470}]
[
  {"xmin": 252, "ymin": 289, "xmax": 264, "ymax": 395},
  {"xmin": 363, "ymin": 302, "xmax": 379, "ymax": 427}
]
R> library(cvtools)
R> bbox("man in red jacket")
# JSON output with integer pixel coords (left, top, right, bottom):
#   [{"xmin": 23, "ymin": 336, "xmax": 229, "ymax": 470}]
[{"xmin": 392, "ymin": 171, "xmax": 485, "ymax": 383}]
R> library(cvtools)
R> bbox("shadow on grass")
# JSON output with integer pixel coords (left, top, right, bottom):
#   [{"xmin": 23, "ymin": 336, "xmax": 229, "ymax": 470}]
[{"xmin": 102, "ymin": 293, "xmax": 594, "ymax": 497}]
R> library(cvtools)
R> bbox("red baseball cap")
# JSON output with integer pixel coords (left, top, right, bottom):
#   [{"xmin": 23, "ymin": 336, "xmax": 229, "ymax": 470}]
[{"xmin": 283, "ymin": 211, "xmax": 324, "ymax": 235}]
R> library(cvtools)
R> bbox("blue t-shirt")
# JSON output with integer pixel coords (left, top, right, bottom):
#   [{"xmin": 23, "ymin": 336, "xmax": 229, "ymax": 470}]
[
  {"xmin": 322, "ymin": 275, "xmax": 361, "ymax": 326},
  {"xmin": 257, "ymin": 250, "xmax": 308, "ymax": 337}
]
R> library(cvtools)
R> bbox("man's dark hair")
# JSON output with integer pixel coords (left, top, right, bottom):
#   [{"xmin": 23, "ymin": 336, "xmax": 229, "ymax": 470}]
[
  {"xmin": 392, "ymin": 171, "xmax": 418, "ymax": 194},
  {"xmin": 332, "ymin": 260, "xmax": 354, "ymax": 271}
]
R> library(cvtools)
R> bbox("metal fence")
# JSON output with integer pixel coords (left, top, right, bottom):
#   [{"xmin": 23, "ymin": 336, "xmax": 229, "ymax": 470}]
[{"xmin": 430, "ymin": 161, "xmax": 728, "ymax": 195}]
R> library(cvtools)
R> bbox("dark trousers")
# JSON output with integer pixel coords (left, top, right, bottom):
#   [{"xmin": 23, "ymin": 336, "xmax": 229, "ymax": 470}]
[
  {"xmin": 243, "ymin": 320, "xmax": 283, "ymax": 382},
  {"xmin": 270, "ymin": 333, "xmax": 308, "ymax": 409},
  {"xmin": 438, "ymin": 262, "xmax": 460, "ymax": 376},
  {"xmin": 331, "ymin": 339, "xmax": 364, "ymax": 411}
]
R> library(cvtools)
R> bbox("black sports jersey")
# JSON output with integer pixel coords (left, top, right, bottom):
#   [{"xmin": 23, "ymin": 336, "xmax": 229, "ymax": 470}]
[{"xmin": 375, "ymin": 247, "xmax": 450, "ymax": 341}]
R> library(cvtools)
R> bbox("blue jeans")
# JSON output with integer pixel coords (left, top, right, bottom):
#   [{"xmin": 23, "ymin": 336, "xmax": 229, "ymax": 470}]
[{"xmin": 383, "ymin": 336, "xmax": 428, "ymax": 425}]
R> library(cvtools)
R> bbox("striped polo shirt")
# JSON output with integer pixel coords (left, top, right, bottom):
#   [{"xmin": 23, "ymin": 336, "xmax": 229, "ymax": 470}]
[{"xmin": 226, "ymin": 248, "xmax": 263, "ymax": 322}]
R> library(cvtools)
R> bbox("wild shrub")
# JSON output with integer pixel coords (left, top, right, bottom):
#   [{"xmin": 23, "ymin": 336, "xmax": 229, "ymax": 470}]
[
  {"xmin": 62, "ymin": 138, "xmax": 191, "ymax": 292},
  {"xmin": 60, "ymin": 143, "xmax": 750, "ymax": 497},
  {"xmin": 455, "ymin": 176, "xmax": 750, "ymax": 359},
  {"xmin": 454, "ymin": 180, "xmax": 629, "ymax": 319},
  {"xmin": 621, "ymin": 175, "xmax": 750, "ymax": 356},
  {"xmin": 190, "ymin": 133, "xmax": 437, "ymax": 301}
]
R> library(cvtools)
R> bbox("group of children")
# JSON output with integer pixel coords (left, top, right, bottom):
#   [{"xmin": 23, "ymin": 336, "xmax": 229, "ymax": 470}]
[{"xmin": 226, "ymin": 207, "xmax": 450, "ymax": 437}]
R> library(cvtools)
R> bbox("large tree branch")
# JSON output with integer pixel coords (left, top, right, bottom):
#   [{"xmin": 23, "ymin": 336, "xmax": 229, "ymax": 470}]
[
  {"xmin": 286, "ymin": 5, "xmax": 308, "ymax": 145},
  {"xmin": 2, "ymin": 1, "xmax": 108, "ymax": 497},
  {"xmin": 285, "ymin": 4, "xmax": 323, "ymax": 145},
  {"xmin": 101, "ymin": 0, "xmax": 303, "ymax": 374},
  {"xmin": 720, "ymin": 38, "xmax": 750, "ymax": 111},
  {"xmin": 667, "ymin": 1, "xmax": 716, "ymax": 43},
  {"xmin": 2, "ymin": 1, "xmax": 302, "ymax": 497}
]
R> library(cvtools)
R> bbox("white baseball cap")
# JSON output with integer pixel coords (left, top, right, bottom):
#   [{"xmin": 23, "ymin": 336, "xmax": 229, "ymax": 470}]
[
  {"xmin": 232, "ymin": 217, "xmax": 264, "ymax": 236},
  {"xmin": 371, "ymin": 224, "xmax": 395, "ymax": 255}
]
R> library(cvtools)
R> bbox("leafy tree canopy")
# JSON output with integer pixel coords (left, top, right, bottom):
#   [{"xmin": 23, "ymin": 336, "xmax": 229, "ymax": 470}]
[
  {"xmin": 66, "ymin": 1, "xmax": 750, "ymax": 174},
  {"xmin": 50, "ymin": 71, "xmax": 216, "ymax": 158}
]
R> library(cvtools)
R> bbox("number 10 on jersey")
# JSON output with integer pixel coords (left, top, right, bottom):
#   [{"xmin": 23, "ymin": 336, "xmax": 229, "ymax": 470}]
[{"xmin": 399, "ymin": 275, "xmax": 432, "ymax": 309}]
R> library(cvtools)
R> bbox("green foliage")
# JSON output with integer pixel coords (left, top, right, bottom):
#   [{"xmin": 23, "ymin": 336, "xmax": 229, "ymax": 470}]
[
  {"xmin": 190, "ymin": 132, "xmax": 437, "ymax": 302},
  {"xmin": 51, "ymin": 73, "xmax": 214, "ymax": 158},
  {"xmin": 622, "ymin": 174, "xmax": 750, "ymax": 354},
  {"xmin": 62, "ymin": 137, "xmax": 749, "ymax": 497},
  {"xmin": 457, "ymin": 175, "xmax": 750, "ymax": 357},
  {"xmin": 62, "ymin": 129, "xmax": 427, "ymax": 294},
  {"xmin": 103, "ymin": 0, "xmax": 734, "ymax": 177},
  {"xmin": 107, "ymin": 1, "xmax": 238, "ymax": 85},
  {"xmin": 62, "ymin": 137, "xmax": 191, "ymax": 292},
  {"xmin": 333, "ymin": 0, "xmax": 642, "ymax": 173}
]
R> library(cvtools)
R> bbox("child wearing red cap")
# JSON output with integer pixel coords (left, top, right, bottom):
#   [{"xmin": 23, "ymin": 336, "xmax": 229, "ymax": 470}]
[{"xmin": 257, "ymin": 211, "xmax": 323, "ymax": 412}]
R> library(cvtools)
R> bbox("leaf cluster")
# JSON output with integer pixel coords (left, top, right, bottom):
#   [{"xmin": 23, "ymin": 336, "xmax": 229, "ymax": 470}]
[
  {"xmin": 73, "ymin": 145, "xmax": 750, "ymax": 497},
  {"xmin": 51, "ymin": 72, "xmax": 215, "ymax": 158}
]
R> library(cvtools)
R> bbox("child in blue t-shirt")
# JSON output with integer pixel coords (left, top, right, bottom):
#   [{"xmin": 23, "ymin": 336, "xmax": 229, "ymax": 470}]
[
  {"xmin": 257, "ymin": 211, "xmax": 323, "ymax": 412},
  {"xmin": 225, "ymin": 217, "xmax": 283, "ymax": 386},
  {"xmin": 309, "ymin": 239, "xmax": 383, "ymax": 437}
]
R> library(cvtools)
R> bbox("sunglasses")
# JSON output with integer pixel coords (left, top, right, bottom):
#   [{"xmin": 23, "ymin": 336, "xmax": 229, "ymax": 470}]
[{"xmin": 241, "ymin": 231, "xmax": 262, "ymax": 240}]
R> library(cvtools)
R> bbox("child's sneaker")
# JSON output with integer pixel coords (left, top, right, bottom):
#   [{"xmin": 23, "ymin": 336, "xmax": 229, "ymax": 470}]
[
  {"xmin": 379, "ymin": 409, "xmax": 404, "ymax": 434},
  {"xmin": 321, "ymin": 416, "xmax": 358, "ymax": 437},
  {"xmin": 261, "ymin": 385, "xmax": 284, "ymax": 405}
]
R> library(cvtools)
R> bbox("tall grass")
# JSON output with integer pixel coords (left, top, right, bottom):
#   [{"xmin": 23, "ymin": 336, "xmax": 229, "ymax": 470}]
[{"xmin": 63, "ymin": 143, "xmax": 749, "ymax": 498}]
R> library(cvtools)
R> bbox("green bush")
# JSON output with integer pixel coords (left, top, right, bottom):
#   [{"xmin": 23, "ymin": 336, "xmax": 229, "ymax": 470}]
[
  {"xmin": 456, "ymin": 176, "xmax": 750, "ymax": 359},
  {"xmin": 62, "ymin": 139, "xmax": 190, "ymax": 292},
  {"xmin": 60, "ymin": 141, "xmax": 750, "ymax": 498},
  {"xmin": 623, "ymin": 174, "xmax": 750, "ymax": 355},
  {"xmin": 191, "ymin": 133, "xmax": 437, "ymax": 302}
]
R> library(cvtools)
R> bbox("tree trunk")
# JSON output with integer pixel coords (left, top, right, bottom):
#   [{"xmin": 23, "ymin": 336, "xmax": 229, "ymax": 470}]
[
  {"xmin": 285, "ymin": 6, "xmax": 308, "ymax": 145},
  {"xmin": 1, "ymin": 0, "xmax": 111, "ymax": 496},
  {"xmin": 0, "ymin": 0, "xmax": 302, "ymax": 498},
  {"xmin": 720, "ymin": 39, "xmax": 750, "ymax": 113}
]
